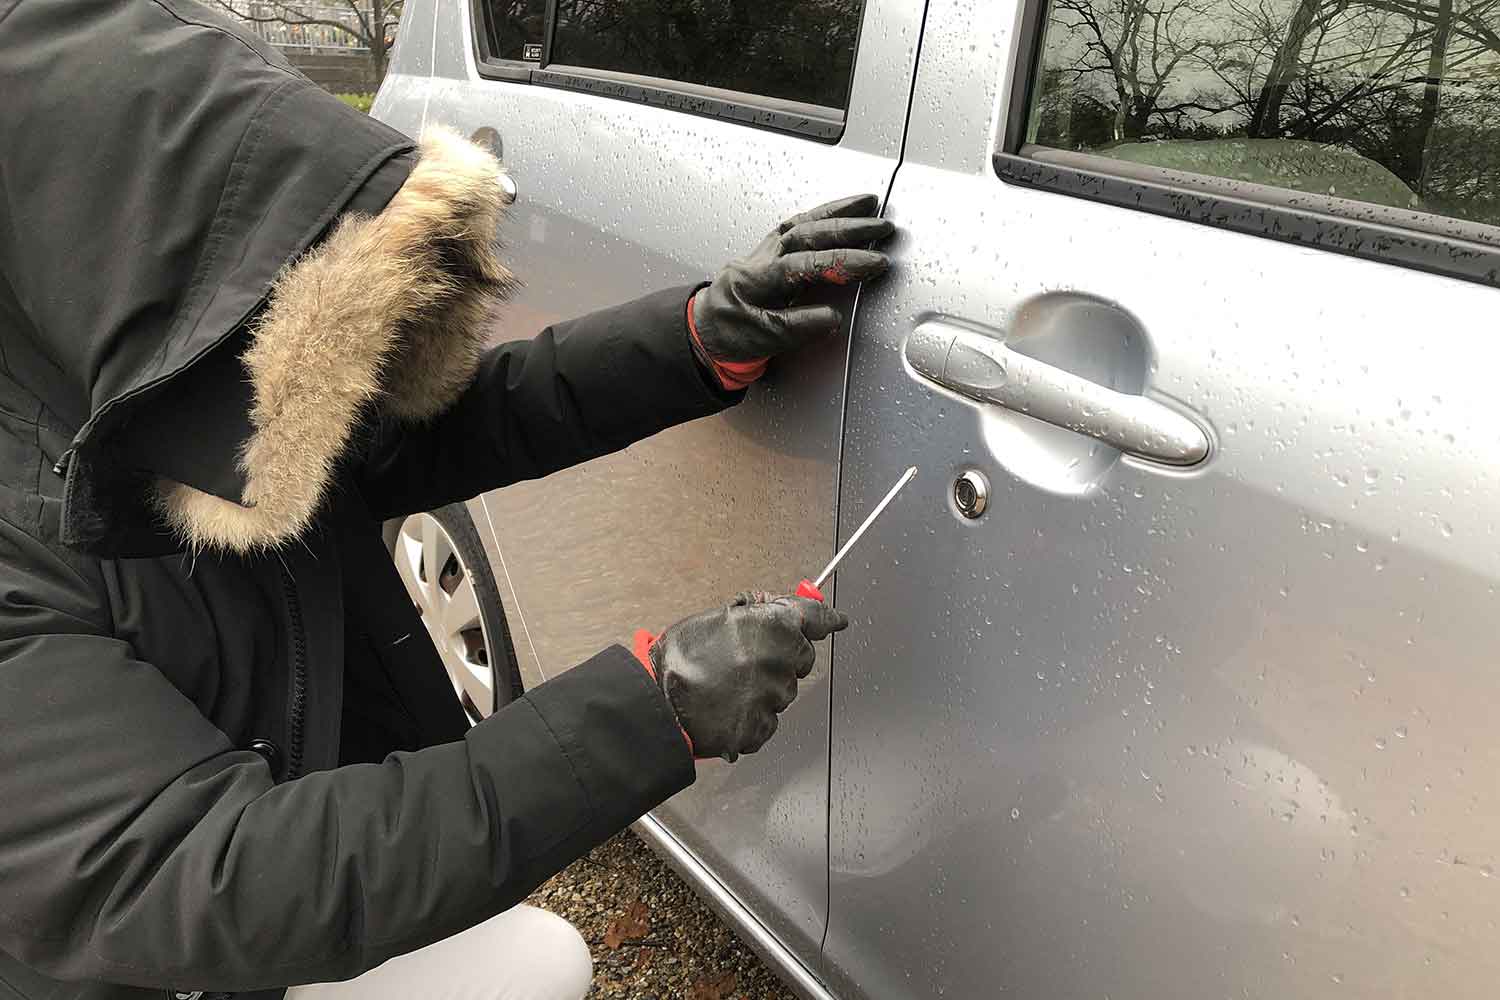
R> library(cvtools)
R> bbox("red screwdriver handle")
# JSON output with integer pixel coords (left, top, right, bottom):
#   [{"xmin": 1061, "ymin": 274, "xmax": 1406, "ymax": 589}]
[{"xmin": 795, "ymin": 578, "xmax": 826, "ymax": 602}]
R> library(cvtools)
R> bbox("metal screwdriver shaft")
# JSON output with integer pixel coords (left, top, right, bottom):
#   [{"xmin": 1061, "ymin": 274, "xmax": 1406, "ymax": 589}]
[{"xmin": 795, "ymin": 466, "xmax": 919, "ymax": 602}]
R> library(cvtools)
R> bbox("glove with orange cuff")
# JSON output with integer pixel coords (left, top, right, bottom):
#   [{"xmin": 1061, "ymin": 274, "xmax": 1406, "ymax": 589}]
[
  {"xmin": 633, "ymin": 592, "xmax": 850, "ymax": 762},
  {"xmin": 688, "ymin": 194, "xmax": 895, "ymax": 391}
]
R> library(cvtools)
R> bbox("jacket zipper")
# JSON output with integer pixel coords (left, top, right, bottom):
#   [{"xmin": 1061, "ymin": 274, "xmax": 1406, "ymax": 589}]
[
  {"xmin": 174, "ymin": 576, "xmax": 304, "ymax": 998},
  {"xmin": 278, "ymin": 564, "xmax": 309, "ymax": 781}
]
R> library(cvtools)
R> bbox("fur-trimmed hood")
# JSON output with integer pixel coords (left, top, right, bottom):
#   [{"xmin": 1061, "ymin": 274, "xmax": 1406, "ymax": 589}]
[
  {"xmin": 75, "ymin": 124, "xmax": 512, "ymax": 557},
  {"xmin": 0, "ymin": 1, "xmax": 512, "ymax": 557},
  {"xmin": 155, "ymin": 126, "xmax": 514, "ymax": 553}
]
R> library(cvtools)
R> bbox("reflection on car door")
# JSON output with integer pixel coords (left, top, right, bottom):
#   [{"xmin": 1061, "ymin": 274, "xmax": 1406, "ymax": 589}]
[
  {"xmin": 826, "ymin": 0, "xmax": 1500, "ymax": 997},
  {"xmin": 380, "ymin": 0, "xmax": 926, "ymax": 973}
]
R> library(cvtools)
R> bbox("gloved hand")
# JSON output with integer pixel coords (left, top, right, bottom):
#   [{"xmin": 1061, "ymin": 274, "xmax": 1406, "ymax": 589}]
[
  {"xmin": 689, "ymin": 194, "xmax": 895, "ymax": 390},
  {"xmin": 633, "ymin": 592, "xmax": 850, "ymax": 762}
]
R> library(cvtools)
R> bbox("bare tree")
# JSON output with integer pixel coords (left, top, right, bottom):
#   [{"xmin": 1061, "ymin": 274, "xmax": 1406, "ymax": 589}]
[
  {"xmin": 1230, "ymin": 0, "xmax": 1499, "ymax": 188},
  {"xmin": 1344, "ymin": 0, "xmax": 1500, "ymax": 188},
  {"xmin": 1246, "ymin": 0, "xmax": 1325, "ymax": 134},
  {"xmin": 1051, "ymin": 0, "xmax": 1237, "ymax": 140},
  {"xmin": 1405, "ymin": 0, "xmax": 1456, "ymax": 184},
  {"xmin": 1034, "ymin": 0, "xmax": 1500, "ymax": 217},
  {"xmin": 213, "ymin": 1, "xmax": 405, "ymax": 84}
]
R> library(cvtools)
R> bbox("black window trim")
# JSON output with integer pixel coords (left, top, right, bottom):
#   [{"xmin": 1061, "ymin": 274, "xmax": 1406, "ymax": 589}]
[
  {"xmin": 469, "ymin": 0, "xmax": 545, "ymax": 82},
  {"xmin": 467, "ymin": 0, "xmax": 851, "ymax": 142},
  {"xmin": 996, "ymin": 0, "xmax": 1500, "ymax": 290}
]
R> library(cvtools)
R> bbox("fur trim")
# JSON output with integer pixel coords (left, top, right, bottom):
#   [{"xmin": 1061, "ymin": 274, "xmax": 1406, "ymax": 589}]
[{"xmin": 158, "ymin": 125, "xmax": 514, "ymax": 552}]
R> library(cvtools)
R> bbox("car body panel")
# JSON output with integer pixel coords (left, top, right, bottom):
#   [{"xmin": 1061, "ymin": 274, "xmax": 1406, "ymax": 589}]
[
  {"xmin": 370, "ymin": 0, "xmax": 432, "ymax": 134},
  {"xmin": 375, "ymin": 0, "xmax": 926, "ymax": 973},
  {"xmin": 380, "ymin": 1, "xmax": 1500, "ymax": 996},
  {"xmin": 822, "ymin": 1, "xmax": 1500, "ymax": 998}
]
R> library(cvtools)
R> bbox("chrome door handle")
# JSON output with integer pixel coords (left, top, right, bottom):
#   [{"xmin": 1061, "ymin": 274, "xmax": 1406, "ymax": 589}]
[
  {"xmin": 905, "ymin": 322, "xmax": 1209, "ymax": 466},
  {"xmin": 469, "ymin": 126, "xmax": 518, "ymax": 204}
]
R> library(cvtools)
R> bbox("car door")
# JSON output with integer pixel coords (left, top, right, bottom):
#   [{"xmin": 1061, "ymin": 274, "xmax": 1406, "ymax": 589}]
[
  {"xmin": 374, "ymin": 0, "xmax": 926, "ymax": 972},
  {"xmin": 824, "ymin": 0, "xmax": 1500, "ymax": 998}
]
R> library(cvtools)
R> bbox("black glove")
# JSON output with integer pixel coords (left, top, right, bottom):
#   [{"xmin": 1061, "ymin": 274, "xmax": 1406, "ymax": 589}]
[
  {"xmin": 636, "ymin": 593, "xmax": 850, "ymax": 762},
  {"xmin": 689, "ymin": 195, "xmax": 894, "ymax": 388}
]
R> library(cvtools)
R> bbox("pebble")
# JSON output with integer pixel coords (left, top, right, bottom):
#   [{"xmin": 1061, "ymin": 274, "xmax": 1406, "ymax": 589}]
[{"xmin": 525, "ymin": 830, "xmax": 798, "ymax": 999}]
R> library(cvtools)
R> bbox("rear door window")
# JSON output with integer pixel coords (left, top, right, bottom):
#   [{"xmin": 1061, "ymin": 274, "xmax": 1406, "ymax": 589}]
[
  {"xmin": 550, "ymin": 0, "xmax": 865, "ymax": 109},
  {"xmin": 1025, "ymin": 0, "xmax": 1500, "ymax": 227},
  {"xmin": 479, "ymin": 0, "xmax": 548, "ymax": 62}
]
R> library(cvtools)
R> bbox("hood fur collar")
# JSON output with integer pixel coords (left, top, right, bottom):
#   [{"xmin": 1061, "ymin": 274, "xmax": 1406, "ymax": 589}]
[{"xmin": 157, "ymin": 126, "xmax": 514, "ymax": 552}]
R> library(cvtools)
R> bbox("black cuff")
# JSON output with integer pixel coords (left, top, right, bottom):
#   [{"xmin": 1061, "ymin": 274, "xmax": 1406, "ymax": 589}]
[
  {"xmin": 676, "ymin": 282, "xmax": 747, "ymax": 406},
  {"xmin": 522, "ymin": 645, "xmax": 696, "ymax": 836}
]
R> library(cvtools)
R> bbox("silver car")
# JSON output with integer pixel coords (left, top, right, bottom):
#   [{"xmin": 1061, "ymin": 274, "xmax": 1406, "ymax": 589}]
[{"xmin": 375, "ymin": 0, "xmax": 1500, "ymax": 997}]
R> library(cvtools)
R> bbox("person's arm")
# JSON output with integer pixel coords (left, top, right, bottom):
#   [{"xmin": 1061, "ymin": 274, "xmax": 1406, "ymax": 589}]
[
  {"xmin": 0, "ymin": 524, "xmax": 690, "ymax": 992},
  {"xmin": 356, "ymin": 285, "xmax": 736, "ymax": 520},
  {"xmin": 356, "ymin": 196, "xmax": 895, "ymax": 521}
]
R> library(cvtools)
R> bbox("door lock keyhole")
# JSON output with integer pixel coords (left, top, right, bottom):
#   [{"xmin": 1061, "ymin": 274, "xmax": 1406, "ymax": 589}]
[{"xmin": 954, "ymin": 470, "xmax": 989, "ymax": 518}]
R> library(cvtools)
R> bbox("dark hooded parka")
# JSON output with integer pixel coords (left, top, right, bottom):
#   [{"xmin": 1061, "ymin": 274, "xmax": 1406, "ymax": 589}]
[{"xmin": 0, "ymin": 3, "xmax": 735, "ymax": 997}]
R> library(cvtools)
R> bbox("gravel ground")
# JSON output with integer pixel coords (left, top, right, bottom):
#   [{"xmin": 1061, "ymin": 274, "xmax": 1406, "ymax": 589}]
[{"xmin": 524, "ymin": 830, "xmax": 799, "ymax": 1000}]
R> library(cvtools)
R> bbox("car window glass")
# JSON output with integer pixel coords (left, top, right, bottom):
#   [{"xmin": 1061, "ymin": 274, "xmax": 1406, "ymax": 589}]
[
  {"xmin": 550, "ymin": 0, "xmax": 865, "ymax": 109},
  {"xmin": 1025, "ymin": 0, "xmax": 1500, "ymax": 226},
  {"xmin": 482, "ymin": 0, "xmax": 548, "ymax": 62}
]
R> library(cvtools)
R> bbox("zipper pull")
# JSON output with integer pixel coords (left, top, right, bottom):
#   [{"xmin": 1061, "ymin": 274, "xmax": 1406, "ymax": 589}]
[{"xmin": 51, "ymin": 448, "xmax": 74, "ymax": 477}]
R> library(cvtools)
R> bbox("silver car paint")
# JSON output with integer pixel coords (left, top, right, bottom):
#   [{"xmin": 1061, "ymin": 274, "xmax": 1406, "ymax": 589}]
[
  {"xmin": 823, "ymin": 0, "xmax": 1500, "ymax": 998},
  {"xmin": 373, "ymin": 0, "xmax": 926, "ymax": 976},
  {"xmin": 379, "ymin": 0, "xmax": 1500, "ymax": 997}
]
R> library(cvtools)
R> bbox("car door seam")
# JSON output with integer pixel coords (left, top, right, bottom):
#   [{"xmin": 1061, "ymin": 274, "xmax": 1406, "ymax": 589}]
[{"xmin": 820, "ymin": 0, "xmax": 936, "ymax": 960}]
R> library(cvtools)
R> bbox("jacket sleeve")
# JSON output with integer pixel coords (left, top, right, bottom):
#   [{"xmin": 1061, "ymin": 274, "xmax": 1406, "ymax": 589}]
[
  {"xmin": 356, "ymin": 284, "xmax": 740, "ymax": 520},
  {"xmin": 0, "ymin": 524, "xmax": 693, "ymax": 992}
]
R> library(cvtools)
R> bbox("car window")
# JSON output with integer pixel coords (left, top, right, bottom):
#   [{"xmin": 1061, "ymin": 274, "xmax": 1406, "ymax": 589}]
[
  {"xmin": 549, "ymin": 0, "xmax": 866, "ymax": 109},
  {"xmin": 1024, "ymin": 0, "xmax": 1500, "ymax": 227},
  {"xmin": 480, "ymin": 0, "xmax": 548, "ymax": 62}
]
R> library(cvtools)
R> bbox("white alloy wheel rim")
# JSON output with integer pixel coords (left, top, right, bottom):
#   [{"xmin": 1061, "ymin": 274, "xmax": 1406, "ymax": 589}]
[{"xmin": 394, "ymin": 513, "xmax": 495, "ymax": 720}]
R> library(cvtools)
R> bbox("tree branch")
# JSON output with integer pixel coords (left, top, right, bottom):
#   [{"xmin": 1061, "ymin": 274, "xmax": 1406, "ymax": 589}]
[{"xmin": 209, "ymin": 1, "xmax": 373, "ymax": 46}]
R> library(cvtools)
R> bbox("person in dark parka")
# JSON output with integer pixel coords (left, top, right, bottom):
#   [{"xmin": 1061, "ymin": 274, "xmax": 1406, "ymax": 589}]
[{"xmin": 0, "ymin": 3, "xmax": 894, "ymax": 999}]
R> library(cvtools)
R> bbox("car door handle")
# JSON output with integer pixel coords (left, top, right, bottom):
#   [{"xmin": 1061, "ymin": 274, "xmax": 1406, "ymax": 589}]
[
  {"xmin": 905, "ymin": 322, "xmax": 1210, "ymax": 466},
  {"xmin": 469, "ymin": 126, "xmax": 518, "ymax": 204}
]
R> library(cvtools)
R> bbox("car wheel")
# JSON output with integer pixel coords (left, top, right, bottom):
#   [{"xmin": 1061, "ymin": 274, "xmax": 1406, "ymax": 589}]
[{"xmin": 389, "ymin": 503, "xmax": 524, "ymax": 722}]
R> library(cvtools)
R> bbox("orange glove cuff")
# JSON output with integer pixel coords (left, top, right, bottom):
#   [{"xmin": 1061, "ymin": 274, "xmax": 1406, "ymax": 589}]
[
  {"xmin": 687, "ymin": 295, "xmax": 768, "ymax": 390},
  {"xmin": 632, "ymin": 628, "xmax": 695, "ymax": 756},
  {"xmin": 631, "ymin": 628, "xmax": 658, "ymax": 681}
]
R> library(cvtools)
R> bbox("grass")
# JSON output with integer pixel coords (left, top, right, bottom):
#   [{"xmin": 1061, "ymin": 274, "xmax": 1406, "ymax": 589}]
[{"xmin": 335, "ymin": 92, "xmax": 375, "ymax": 114}]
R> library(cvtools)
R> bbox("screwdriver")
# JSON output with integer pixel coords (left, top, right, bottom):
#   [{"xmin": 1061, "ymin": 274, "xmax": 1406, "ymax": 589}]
[{"xmin": 795, "ymin": 466, "xmax": 919, "ymax": 603}]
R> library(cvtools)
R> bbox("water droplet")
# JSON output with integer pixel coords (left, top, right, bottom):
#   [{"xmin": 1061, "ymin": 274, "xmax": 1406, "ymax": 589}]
[
  {"xmin": 1364, "ymin": 468, "xmax": 1380, "ymax": 483},
  {"xmin": 1400, "ymin": 885, "xmax": 1411, "ymax": 898},
  {"xmin": 1331, "ymin": 973, "xmax": 1344, "ymax": 985},
  {"xmin": 1375, "ymin": 736, "xmax": 1388, "ymax": 750},
  {"xmin": 1441, "ymin": 521, "xmax": 1454, "ymax": 538},
  {"xmin": 1395, "ymin": 725, "xmax": 1408, "ymax": 739},
  {"xmin": 1010, "ymin": 807, "xmax": 1021, "ymax": 821}
]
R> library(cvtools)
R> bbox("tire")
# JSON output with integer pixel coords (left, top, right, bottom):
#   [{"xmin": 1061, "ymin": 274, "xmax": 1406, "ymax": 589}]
[{"xmin": 388, "ymin": 503, "xmax": 525, "ymax": 720}]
